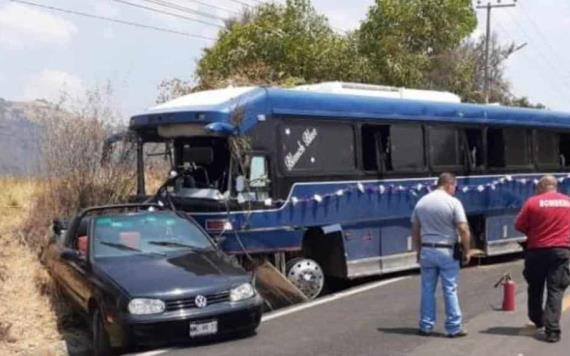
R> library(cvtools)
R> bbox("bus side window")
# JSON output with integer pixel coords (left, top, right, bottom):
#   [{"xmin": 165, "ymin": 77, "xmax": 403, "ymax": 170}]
[
  {"xmin": 535, "ymin": 130, "xmax": 559, "ymax": 169},
  {"xmin": 464, "ymin": 128, "xmax": 484, "ymax": 169},
  {"xmin": 504, "ymin": 128, "xmax": 532, "ymax": 167},
  {"xmin": 487, "ymin": 128, "xmax": 505, "ymax": 168},
  {"xmin": 390, "ymin": 125, "xmax": 424, "ymax": 171},
  {"xmin": 429, "ymin": 126, "xmax": 462, "ymax": 169},
  {"xmin": 559, "ymin": 133, "xmax": 570, "ymax": 168},
  {"xmin": 361, "ymin": 125, "xmax": 390, "ymax": 172},
  {"xmin": 361, "ymin": 124, "xmax": 424, "ymax": 173},
  {"xmin": 487, "ymin": 127, "xmax": 532, "ymax": 169}
]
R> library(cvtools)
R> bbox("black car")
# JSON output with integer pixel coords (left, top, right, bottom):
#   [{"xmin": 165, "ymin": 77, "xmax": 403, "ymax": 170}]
[{"xmin": 44, "ymin": 204, "xmax": 263, "ymax": 355}]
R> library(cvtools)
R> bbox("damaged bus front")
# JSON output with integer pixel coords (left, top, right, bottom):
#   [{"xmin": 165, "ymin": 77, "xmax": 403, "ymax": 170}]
[{"xmin": 127, "ymin": 87, "xmax": 322, "ymax": 300}]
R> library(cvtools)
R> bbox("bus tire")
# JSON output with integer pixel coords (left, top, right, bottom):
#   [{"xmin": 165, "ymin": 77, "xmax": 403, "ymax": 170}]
[{"xmin": 286, "ymin": 257, "xmax": 325, "ymax": 299}]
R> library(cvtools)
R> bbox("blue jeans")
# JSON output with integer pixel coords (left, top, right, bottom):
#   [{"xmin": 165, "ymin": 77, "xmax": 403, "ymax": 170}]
[{"xmin": 419, "ymin": 247, "xmax": 463, "ymax": 334}]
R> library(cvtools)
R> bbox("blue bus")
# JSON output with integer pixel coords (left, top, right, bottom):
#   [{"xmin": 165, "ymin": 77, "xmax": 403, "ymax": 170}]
[{"xmin": 129, "ymin": 82, "xmax": 570, "ymax": 299}]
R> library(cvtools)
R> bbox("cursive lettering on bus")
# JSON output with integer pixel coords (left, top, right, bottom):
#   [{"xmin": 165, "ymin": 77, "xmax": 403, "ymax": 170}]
[
  {"xmin": 285, "ymin": 141, "xmax": 306, "ymax": 171},
  {"xmin": 302, "ymin": 128, "xmax": 317, "ymax": 146},
  {"xmin": 284, "ymin": 128, "xmax": 318, "ymax": 171}
]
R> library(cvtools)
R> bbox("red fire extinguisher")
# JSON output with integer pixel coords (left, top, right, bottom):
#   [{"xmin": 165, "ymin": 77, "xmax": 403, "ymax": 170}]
[{"xmin": 494, "ymin": 273, "xmax": 517, "ymax": 311}]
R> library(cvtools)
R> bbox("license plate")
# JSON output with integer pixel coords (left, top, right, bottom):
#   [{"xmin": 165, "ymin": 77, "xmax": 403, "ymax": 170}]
[{"xmin": 189, "ymin": 320, "xmax": 218, "ymax": 337}]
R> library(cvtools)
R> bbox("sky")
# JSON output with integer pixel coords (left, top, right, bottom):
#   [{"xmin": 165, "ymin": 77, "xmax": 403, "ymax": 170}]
[{"xmin": 1, "ymin": 0, "xmax": 569, "ymax": 120}]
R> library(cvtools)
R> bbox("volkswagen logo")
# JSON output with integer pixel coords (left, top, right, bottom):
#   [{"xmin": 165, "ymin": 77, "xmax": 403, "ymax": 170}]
[{"xmin": 194, "ymin": 295, "xmax": 208, "ymax": 308}]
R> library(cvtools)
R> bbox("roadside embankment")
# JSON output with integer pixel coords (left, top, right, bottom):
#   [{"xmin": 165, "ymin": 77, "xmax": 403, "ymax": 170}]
[{"xmin": 0, "ymin": 178, "xmax": 87, "ymax": 355}]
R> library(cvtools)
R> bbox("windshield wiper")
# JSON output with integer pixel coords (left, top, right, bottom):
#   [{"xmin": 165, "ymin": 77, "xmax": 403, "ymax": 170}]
[
  {"xmin": 99, "ymin": 241, "xmax": 165, "ymax": 256},
  {"xmin": 147, "ymin": 240, "xmax": 208, "ymax": 250}
]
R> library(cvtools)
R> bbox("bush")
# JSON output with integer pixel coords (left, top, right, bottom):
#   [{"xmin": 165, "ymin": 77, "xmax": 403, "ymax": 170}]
[{"xmin": 22, "ymin": 86, "xmax": 137, "ymax": 252}]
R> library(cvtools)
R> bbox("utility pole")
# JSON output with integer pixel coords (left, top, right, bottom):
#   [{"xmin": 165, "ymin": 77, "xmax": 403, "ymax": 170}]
[{"xmin": 476, "ymin": 0, "xmax": 517, "ymax": 103}]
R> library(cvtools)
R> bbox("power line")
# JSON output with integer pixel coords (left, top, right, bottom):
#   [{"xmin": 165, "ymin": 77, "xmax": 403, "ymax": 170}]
[
  {"xmin": 112, "ymin": 0, "xmax": 223, "ymax": 28},
  {"xmin": 503, "ymin": 10, "xmax": 570, "ymax": 94},
  {"xmin": 492, "ymin": 19, "xmax": 567, "ymax": 103},
  {"xmin": 518, "ymin": 3, "xmax": 570, "ymax": 72},
  {"xmin": 491, "ymin": 12, "xmax": 570, "ymax": 104},
  {"xmin": 224, "ymin": 0, "xmax": 257, "ymax": 8},
  {"xmin": 140, "ymin": 0, "xmax": 227, "ymax": 21},
  {"xmin": 9, "ymin": 0, "xmax": 216, "ymax": 41},
  {"xmin": 183, "ymin": 0, "xmax": 240, "ymax": 16}
]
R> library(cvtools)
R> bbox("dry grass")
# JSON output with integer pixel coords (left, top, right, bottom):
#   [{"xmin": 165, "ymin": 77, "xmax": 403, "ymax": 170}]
[
  {"xmin": 0, "ymin": 178, "xmax": 65, "ymax": 355},
  {"xmin": 0, "ymin": 86, "xmax": 166, "ymax": 355}
]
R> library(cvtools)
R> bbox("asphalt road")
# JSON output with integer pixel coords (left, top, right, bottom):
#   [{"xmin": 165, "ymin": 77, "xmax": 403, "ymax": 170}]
[{"xmin": 135, "ymin": 256, "xmax": 570, "ymax": 356}]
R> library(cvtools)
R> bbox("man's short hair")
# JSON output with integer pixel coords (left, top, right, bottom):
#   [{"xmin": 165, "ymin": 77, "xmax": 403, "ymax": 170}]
[{"xmin": 437, "ymin": 172, "xmax": 456, "ymax": 187}]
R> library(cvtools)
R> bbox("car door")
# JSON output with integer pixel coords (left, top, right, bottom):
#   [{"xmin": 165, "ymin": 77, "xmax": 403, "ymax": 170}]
[{"xmin": 57, "ymin": 217, "xmax": 93, "ymax": 310}]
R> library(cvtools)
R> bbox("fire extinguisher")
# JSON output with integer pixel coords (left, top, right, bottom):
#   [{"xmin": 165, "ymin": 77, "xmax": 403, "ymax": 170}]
[{"xmin": 494, "ymin": 273, "xmax": 517, "ymax": 311}]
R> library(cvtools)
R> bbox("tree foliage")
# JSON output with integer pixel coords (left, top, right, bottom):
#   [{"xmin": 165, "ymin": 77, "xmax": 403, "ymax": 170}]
[
  {"xmin": 160, "ymin": 0, "xmax": 543, "ymax": 108},
  {"xmin": 194, "ymin": 0, "xmax": 370, "ymax": 90},
  {"xmin": 357, "ymin": 0, "xmax": 477, "ymax": 86}
]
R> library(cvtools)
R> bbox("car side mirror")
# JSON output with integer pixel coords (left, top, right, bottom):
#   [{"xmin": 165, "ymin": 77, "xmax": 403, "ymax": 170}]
[
  {"xmin": 52, "ymin": 218, "xmax": 68, "ymax": 235},
  {"xmin": 61, "ymin": 248, "xmax": 84, "ymax": 263}
]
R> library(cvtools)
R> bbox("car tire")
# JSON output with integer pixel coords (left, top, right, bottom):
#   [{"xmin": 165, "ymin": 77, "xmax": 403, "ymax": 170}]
[{"xmin": 92, "ymin": 309, "xmax": 113, "ymax": 356}]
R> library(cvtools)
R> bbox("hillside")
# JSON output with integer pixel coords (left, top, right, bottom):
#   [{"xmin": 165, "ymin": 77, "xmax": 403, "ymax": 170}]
[{"xmin": 0, "ymin": 98, "xmax": 58, "ymax": 176}]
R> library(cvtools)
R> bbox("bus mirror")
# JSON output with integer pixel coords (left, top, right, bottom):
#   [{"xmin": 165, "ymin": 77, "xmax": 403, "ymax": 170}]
[
  {"xmin": 249, "ymin": 156, "xmax": 268, "ymax": 188},
  {"xmin": 236, "ymin": 176, "xmax": 246, "ymax": 193},
  {"xmin": 205, "ymin": 122, "xmax": 237, "ymax": 136}
]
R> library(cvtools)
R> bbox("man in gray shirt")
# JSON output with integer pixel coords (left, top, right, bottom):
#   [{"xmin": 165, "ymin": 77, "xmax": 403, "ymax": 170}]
[{"xmin": 411, "ymin": 172, "xmax": 472, "ymax": 337}]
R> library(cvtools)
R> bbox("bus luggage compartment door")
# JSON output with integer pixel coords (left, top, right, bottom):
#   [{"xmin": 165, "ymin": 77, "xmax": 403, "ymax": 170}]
[{"xmin": 484, "ymin": 214, "xmax": 525, "ymax": 256}]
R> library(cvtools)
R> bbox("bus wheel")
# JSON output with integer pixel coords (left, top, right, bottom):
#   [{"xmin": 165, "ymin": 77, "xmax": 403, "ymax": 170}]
[{"xmin": 286, "ymin": 257, "xmax": 324, "ymax": 300}]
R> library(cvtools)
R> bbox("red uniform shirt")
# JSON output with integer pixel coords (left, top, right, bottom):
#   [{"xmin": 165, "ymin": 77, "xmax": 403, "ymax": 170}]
[{"xmin": 515, "ymin": 191, "xmax": 570, "ymax": 249}]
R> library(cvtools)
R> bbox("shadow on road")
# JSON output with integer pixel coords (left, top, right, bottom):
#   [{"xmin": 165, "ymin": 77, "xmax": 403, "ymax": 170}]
[
  {"xmin": 376, "ymin": 327, "xmax": 447, "ymax": 338},
  {"xmin": 479, "ymin": 325, "xmax": 541, "ymax": 339}
]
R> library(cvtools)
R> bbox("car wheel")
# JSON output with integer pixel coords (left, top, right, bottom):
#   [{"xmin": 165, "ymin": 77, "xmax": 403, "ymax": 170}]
[{"xmin": 92, "ymin": 309, "xmax": 113, "ymax": 356}]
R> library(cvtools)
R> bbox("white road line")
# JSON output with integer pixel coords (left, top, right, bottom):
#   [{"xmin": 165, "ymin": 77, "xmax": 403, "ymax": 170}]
[
  {"xmin": 131, "ymin": 276, "xmax": 409, "ymax": 355},
  {"xmin": 132, "ymin": 349, "xmax": 173, "ymax": 356},
  {"xmin": 261, "ymin": 276, "xmax": 409, "ymax": 322}
]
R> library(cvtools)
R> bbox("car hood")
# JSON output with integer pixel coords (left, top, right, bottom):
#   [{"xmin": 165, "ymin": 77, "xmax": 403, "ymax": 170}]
[{"xmin": 94, "ymin": 250, "xmax": 250, "ymax": 298}]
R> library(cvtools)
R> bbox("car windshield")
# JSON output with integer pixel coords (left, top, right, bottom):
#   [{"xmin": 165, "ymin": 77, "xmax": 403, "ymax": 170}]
[{"xmin": 92, "ymin": 211, "xmax": 214, "ymax": 259}]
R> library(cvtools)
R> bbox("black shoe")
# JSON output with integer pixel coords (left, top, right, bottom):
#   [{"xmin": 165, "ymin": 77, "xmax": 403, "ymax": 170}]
[
  {"xmin": 418, "ymin": 329, "xmax": 431, "ymax": 336},
  {"xmin": 447, "ymin": 329, "xmax": 468, "ymax": 338},
  {"xmin": 545, "ymin": 332, "xmax": 560, "ymax": 343}
]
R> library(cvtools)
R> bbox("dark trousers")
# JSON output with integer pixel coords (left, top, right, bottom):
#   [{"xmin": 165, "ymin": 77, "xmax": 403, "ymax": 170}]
[{"xmin": 523, "ymin": 248, "xmax": 570, "ymax": 335}]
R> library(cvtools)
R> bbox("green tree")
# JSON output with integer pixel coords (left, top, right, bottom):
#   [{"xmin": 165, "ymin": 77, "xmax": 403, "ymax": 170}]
[
  {"xmin": 357, "ymin": 0, "xmax": 477, "ymax": 87},
  {"xmin": 194, "ymin": 0, "xmax": 371, "ymax": 90},
  {"xmin": 426, "ymin": 34, "xmax": 544, "ymax": 107}
]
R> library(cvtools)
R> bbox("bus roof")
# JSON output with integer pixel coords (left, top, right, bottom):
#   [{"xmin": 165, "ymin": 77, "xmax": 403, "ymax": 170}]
[{"xmin": 130, "ymin": 86, "xmax": 570, "ymax": 133}]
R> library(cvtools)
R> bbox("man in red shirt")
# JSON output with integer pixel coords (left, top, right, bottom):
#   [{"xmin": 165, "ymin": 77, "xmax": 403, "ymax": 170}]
[{"xmin": 515, "ymin": 175, "xmax": 570, "ymax": 343}]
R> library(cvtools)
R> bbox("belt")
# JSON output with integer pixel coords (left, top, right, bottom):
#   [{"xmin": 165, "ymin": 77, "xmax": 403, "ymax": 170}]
[{"xmin": 421, "ymin": 242, "xmax": 454, "ymax": 249}]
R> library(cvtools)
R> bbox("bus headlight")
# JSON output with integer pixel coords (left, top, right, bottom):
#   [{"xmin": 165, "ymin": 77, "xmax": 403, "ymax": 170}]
[{"xmin": 230, "ymin": 283, "xmax": 255, "ymax": 302}]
